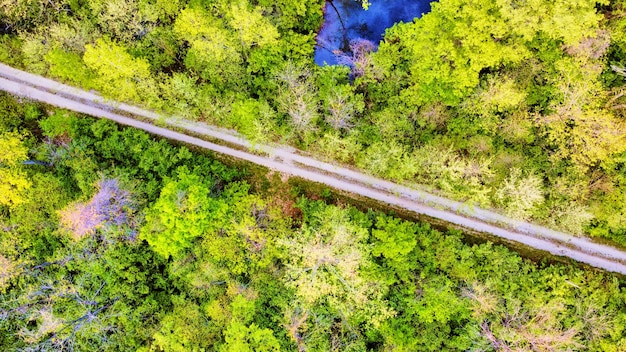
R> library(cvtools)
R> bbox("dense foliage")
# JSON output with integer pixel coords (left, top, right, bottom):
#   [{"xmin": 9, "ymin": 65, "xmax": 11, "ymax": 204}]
[
  {"xmin": 1, "ymin": 0, "xmax": 626, "ymax": 243},
  {"xmin": 1, "ymin": 95, "xmax": 626, "ymax": 351}
]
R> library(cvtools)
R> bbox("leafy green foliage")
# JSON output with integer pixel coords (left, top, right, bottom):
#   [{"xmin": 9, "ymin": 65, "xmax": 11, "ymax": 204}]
[
  {"xmin": 2, "ymin": 0, "xmax": 625, "ymax": 243},
  {"xmin": 45, "ymin": 48, "xmax": 96, "ymax": 89},
  {"xmin": 494, "ymin": 168, "xmax": 544, "ymax": 219},
  {"xmin": 141, "ymin": 167, "xmax": 228, "ymax": 258},
  {"xmin": 1, "ymin": 0, "xmax": 626, "ymax": 347},
  {"xmin": 149, "ymin": 299, "xmax": 218, "ymax": 352},
  {"xmin": 221, "ymin": 321, "xmax": 281, "ymax": 352},
  {"xmin": 280, "ymin": 202, "xmax": 393, "ymax": 329},
  {"xmin": 375, "ymin": 0, "xmax": 528, "ymax": 106},
  {"xmin": 0, "ymin": 98, "xmax": 625, "ymax": 351},
  {"xmin": 2, "ymin": 0, "xmax": 626, "ymax": 347},
  {"xmin": 229, "ymin": 98, "xmax": 277, "ymax": 142},
  {"xmin": 371, "ymin": 215, "xmax": 418, "ymax": 283},
  {"xmin": 83, "ymin": 37, "xmax": 155, "ymax": 101},
  {"xmin": 228, "ymin": 1, "xmax": 280, "ymax": 52},
  {"xmin": 0, "ymin": 131, "xmax": 31, "ymax": 208}
]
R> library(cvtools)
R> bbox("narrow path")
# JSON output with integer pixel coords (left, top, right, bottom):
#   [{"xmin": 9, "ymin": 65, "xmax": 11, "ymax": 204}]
[{"xmin": 2, "ymin": 63, "xmax": 626, "ymax": 274}]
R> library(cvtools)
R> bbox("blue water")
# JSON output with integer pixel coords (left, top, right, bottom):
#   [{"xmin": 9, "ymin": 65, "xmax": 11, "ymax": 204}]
[{"xmin": 315, "ymin": 0, "xmax": 432, "ymax": 66}]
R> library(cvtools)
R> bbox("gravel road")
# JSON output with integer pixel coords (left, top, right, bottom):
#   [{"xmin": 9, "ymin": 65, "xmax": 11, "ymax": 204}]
[{"xmin": 2, "ymin": 63, "xmax": 626, "ymax": 274}]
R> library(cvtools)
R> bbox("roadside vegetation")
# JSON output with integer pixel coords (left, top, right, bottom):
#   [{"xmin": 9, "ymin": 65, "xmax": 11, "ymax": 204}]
[
  {"xmin": 1, "ymin": 94, "xmax": 626, "ymax": 351},
  {"xmin": 1, "ymin": 0, "xmax": 626, "ymax": 244}
]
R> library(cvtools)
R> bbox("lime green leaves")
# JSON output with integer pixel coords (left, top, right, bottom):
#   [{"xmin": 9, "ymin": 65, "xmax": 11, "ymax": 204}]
[
  {"xmin": 141, "ymin": 167, "xmax": 228, "ymax": 258},
  {"xmin": 84, "ymin": 37, "xmax": 154, "ymax": 101},
  {"xmin": 0, "ymin": 132, "xmax": 31, "ymax": 208}
]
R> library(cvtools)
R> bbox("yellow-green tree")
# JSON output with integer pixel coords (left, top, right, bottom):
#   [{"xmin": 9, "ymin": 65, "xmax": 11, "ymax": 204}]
[
  {"xmin": 494, "ymin": 168, "xmax": 544, "ymax": 220},
  {"xmin": 496, "ymin": 0, "xmax": 607, "ymax": 45},
  {"xmin": 173, "ymin": 6, "xmax": 239, "ymax": 64},
  {"xmin": 172, "ymin": 5, "xmax": 247, "ymax": 89},
  {"xmin": 539, "ymin": 57, "xmax": 626, "ymax": 169},
  {"xmin": 83, "ymin": 37, "xmax": 154, "ymax": 101},
  {"xmin": 0, "ymin": 132, "xmax": 31, "ymax": 208},
  {"xmin": 140, "ymin": 167, "xmax": 229, "ymax": 258},
  {"xmin": 228, "ymin": 1, "xmax": 279, "ymax": 53},
  {"xmin": 279, "ymin": 204, "xmax": 394, "ymax": 327},
  {"xmin": 375, "ymin": 0, "xmax": 528, "ymax": 106}
]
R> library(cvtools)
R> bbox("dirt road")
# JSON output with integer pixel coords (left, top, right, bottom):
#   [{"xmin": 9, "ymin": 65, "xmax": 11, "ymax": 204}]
[{"xmin": 2, "ymin": 63, "xmax": 626, "ymax": 274}]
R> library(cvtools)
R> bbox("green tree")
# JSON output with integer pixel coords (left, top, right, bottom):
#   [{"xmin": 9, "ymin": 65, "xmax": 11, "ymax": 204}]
[
  {"xmin": 538, "ymin": 57, "xmax": 626, "ymax": 169},
  {"xmin": 173, "ymin": 5, "xmax": 245, "ymax": 89},
  {"xmin": 45, "ymin": 48, "xmax": 96, "ymax": 88},
  {"xmin": 173, "ymin": 6, "xmax": 238, "ymax": 63},
  {"xmin": 104, "ymin": 0, "xmax": 140, "ymax": 35},
  {"xmin": 496, "ymin": 0, "xmax": 607, "ymax": 45},
  {"xmin": 140, "ymin": 167, "xmax": 228, "ymax": 258},
  {"xmin": 375, "ymin": 0, "xmax": 528, "ymax": 106},
  {"xmin": 275, "ymin": 63, "xmax": 319, "ymax": 131},
  {"xmin": 371, "ymin": 215, "xmax": 418, "ymax": 283},
  {"xmin": 279, "ymin": 203, "xmax": 393, "ymax": 327},
  {"xmin": 83, "ymin": 37, "xmax": 155, "ymax": 101},
  {"xmin": 317, "ymin": 66, "xmax": 364, "ymax": 131},
  {"xmin": 221, "ymin": 321, "xmax": 281, "ymax": 352},
  {"xmin": 228, "ymin": 1, "xmax": 280, "ymax": 53},
  {"xmin": 229, "ymin": 99, "xmax": 277, "ymax": 142},
  {"xmin": 494, "ymin": 168, "xmax": 545, "ymax": 220},
  {"xmin": 150, "ymin": 299, "xmax": 218, "ymax": 352},
  {"xmin": 0, "ymin": 131, "xmax": 31, "ymax": 208}
]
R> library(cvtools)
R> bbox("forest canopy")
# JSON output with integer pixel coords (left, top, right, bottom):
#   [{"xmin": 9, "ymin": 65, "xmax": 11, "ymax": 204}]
[
  {"xmin": 1, "ymin": 94, "xmax": 626, "ymax": 351},
  {"xmin": 2, "ymin": 0, "xmax": 626, "ymax": 243},
  {"xmin": 2, "ymin": 0, "xmax": 626, "ymax": 350}
]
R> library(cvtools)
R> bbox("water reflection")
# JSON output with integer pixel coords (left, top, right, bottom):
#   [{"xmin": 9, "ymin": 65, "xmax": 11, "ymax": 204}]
[{"xmin": 314, "ymin": 0, "xmax": 432, "ymax": 66}]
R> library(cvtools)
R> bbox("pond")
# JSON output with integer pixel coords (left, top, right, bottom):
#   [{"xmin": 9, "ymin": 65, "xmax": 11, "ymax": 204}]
[{"xmin": 314, "ymin": 0, "xmax": 432, "ymax": 66}]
